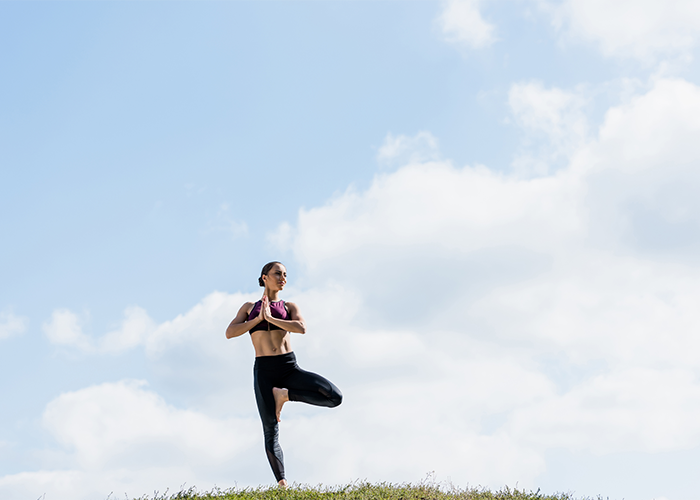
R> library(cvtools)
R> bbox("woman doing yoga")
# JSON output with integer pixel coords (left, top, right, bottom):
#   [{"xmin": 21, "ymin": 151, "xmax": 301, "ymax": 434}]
[{"xmin": 225, "ymin": 261, "xmax": 342, "ymax": 487}]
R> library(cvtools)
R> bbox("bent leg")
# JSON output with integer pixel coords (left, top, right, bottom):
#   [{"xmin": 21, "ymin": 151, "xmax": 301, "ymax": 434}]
[
  {"xmin": 284, "ymin": 366, "xmax": 343, "ymax": 408},
  {"xmin": 254, "ymin": 369, "xmax": 286, "ymax": 482}
]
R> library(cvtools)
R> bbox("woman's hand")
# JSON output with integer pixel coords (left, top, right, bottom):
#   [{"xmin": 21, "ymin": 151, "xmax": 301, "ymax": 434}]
[{"xmin": 259, "ymin": 295, "xmax": 271, "ymax": 321}]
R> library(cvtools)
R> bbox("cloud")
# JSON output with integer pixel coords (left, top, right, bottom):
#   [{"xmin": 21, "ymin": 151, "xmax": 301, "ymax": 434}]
[
  {"xmin": 42, "ymin": 309, "xmax": 92, "ymax": 351},
  {"xmin": 23, "ymin": 76, "xmax": 700, "ymax": 498},
  {"xmin": 42, "ymin": 291, "xmax": 261, "ymax": 358},
  {"xmin": 143, "ymin": 290, "xmax": 262, "ymax": 413},
  {"xmin": 266, "ymin": 75, "xmax": 700, "ymax": 480},
  {"xmin": 437, "ymin": 0, "xmax": 496, "ymax": 49},
  {"xmin": 507, "ymin": 368, "xmax": 700, "ymax": 454},
  {"xmin": 593, "ymin": 78, "xmax": 700, "ymax": 172},
  {"xmin": 144, "ymin": 291, "xmax": 250, "ymax": 356},
  {"xmin": 376, "ymin": 131, "xmax": 440, "ymax": 168},
  {"xmin": 508, "ymin": 81, "xmax": 589, "ymax": 175},
  {"xmin": 41, "ymin": 291, "xmax": 262, "ymax": 415},
  {"xmin": 42, "ymin": 380, "xmax": 257, "ymax": 468},
  {"xmin": 43, "ymin": 306, "xmax": 157, "ymax": 354},
  {"xmin": 101, "ymin": 306, "xmax": 158, "ymax": 352},
  {"xmin": 278, "ymin": 159, "xmax": 583, "ymax": 287},
  {"xmin": 0, "ymin": 310, "xmax": 27, "ymax": 340},
  {"xmin": 0, "ymin": 470, "xmax": 87, "ymax": 500},
  {"xmin": 545, "ymin": 0, "xmax": 700, "ymax": 63},
  {"xmin": 582, "ymin": 77, "xmax": 700, "ymax": 261},
  {"xmin": 0, "ymin": 380, "xmax": 260, "ymax": 500}
]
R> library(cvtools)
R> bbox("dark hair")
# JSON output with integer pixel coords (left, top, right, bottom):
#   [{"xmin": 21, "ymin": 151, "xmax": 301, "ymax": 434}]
[{"xmin": 259, "ymin": 261, "xmax": 283, "ymax": 287}]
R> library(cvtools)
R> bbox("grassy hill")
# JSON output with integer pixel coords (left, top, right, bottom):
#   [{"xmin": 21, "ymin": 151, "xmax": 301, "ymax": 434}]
[{"xmin": 133, "ymin": 482, "xmax": 600, "ymax": 500}]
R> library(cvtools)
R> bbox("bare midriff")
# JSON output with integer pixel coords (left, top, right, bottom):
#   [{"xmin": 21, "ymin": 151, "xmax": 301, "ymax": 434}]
[{"xmin": 251, "ymin": 329, "xmax": 293, "ymax": 357}]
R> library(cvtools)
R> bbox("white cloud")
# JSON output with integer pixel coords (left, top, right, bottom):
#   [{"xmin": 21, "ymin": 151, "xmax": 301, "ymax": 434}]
[
  {"xmin": 39, "ymin": 291, "xmax": 261, "ymax": 418},
  {"xmin": 42, "ymin": 309, "xmax": 92, "ymax": 351},
  {"xmin": 546, "ymin": 0, "xmax": 700, "ymax": 63},
  {"xmin": 594, "ymin": 78, "xmax": 700, "ymax": 171},
  {"xmin": 580, "ymin": 77, "xmax": 700, "ymax": 262},
  {"xmin": 0, "ymin": 310, "xmax": 27, "ymax": 340},
  {"xmin": 507, "ymin": 368, "xmax": 700, "ymax": 454},
  {"xmin": 280, "ymin": 160, "xmax": 584, "ymax": 280},
  {"xmin": 143, "ymin": 290, "xmax": 262, "ymax": 413},
  {"xmin": 470, "ymin": 252, "xmax": 700, "ymax": 369},
  {"xmin": 22, "ymin": 76, "xmax": 700, "ymax": 498},
  {"xmin": 376, "ymin": 131, "xmax": 440, "ymax": 168},
  {"xmin": 42, "ymin": 380, "xmax": 257, "ymax": 468},
  {"xmin": 508, "ymin": 81, "xmax": 589, "ymax": 175},
  {"xmin": 0, "ymin": 470, "xmax": 87, "ymax": 500},
  {"xmin": 437, "ymin": 0, "xmax": 496, "ymax": 49},
  {"xmin": 266, "ymin": 75, "xmax": 700, "ymax": 484},
  {"xmin": 43, "ymin": 291, "xmax": 260, "ymax": 359},
  {"xmin": 100, "ymin": 306, "xmax": 157, "ymax": 352},
  {"xmin": 43, "ymin": 306, "xmax": 157, "ymax": 354},
  {"xmin": 144, "ymin": 291, "xmax": 249, "ymax": 356},
  {"xmin": 0, "ymin": 380, "xmax": 260, "ymax": 500}
]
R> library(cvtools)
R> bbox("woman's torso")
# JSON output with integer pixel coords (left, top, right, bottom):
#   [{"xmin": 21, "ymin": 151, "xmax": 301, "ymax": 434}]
[{"xmin": 247, "ymin": 300, "xmax": 293, "ymax": 357}]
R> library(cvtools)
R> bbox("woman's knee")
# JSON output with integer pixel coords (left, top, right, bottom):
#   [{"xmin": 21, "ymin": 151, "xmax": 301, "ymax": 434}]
[{"xmin": 329, "ymin": 389, "xmax": 342, "ymax": 407}]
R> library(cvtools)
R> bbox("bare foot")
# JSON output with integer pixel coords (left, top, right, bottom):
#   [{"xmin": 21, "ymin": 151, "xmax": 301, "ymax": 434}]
[
  {"xmin": 278, "ymin": 479, "xmax": 288, "ymax": 489},
  {"xmin": 272, "ymin": 387, "xmax": 289, "ymax": 422}
]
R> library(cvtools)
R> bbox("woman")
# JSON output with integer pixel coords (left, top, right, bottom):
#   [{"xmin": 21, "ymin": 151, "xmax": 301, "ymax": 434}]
[{"xmin": 225, "ymin": 261, "xmax": 343, "ymax": 488}]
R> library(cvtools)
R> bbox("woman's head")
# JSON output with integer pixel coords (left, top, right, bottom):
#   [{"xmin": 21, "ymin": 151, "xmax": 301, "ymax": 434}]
[{"xmin": 259, "ymin": 261, "xmax": 287, "ymax": 289}]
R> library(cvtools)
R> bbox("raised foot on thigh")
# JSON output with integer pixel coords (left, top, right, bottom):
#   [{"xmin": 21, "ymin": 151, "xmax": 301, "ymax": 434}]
[{"xmin": 272, "ymin": 387, "xmax": 289, "ymax": 423}]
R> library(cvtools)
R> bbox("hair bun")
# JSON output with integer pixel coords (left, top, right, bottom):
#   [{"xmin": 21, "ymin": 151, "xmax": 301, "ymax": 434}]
[{"xmin": 258, "ymin": 277, "xmax": 265, "ymax": 287}]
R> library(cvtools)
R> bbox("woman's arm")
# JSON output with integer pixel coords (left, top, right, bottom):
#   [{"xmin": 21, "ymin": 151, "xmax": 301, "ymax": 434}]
[
  {"xmin": 264, "ymin": 301, "xmax": 306, "ymax": 334},
  {"xmin": 225, "ymin": 302, "xmax": 260, "ymax": 339}
]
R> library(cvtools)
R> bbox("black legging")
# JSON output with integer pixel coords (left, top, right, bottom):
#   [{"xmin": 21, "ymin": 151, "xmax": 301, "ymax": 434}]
[{"xmin": 253, "ymin": 351, "xmax": 342, "ymax": 482}]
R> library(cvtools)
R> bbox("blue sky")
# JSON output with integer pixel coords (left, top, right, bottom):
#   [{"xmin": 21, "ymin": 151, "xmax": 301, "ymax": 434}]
[{"xmin": 2, "ymin": 1, "xmax": 700, "ymax": 499}]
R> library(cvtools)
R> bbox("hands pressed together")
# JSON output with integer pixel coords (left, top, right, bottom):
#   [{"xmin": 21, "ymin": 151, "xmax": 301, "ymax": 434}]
[{"xmin": 258, "ymin": 294, "xmax": 272, "ymax": 323}]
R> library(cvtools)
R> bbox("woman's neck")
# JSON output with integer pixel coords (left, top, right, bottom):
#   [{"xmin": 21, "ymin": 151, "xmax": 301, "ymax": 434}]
[{"xmin": 266, "ymin": 289, "xmax": 281, "ymax": 302}]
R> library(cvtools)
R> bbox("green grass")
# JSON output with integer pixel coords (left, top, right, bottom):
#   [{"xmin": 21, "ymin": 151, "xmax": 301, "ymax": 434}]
[{"xmin": 130, "ymin": 482, "xmax": 601, "ymax": 500}]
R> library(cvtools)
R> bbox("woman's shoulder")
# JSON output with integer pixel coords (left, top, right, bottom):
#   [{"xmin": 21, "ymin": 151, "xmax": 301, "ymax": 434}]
[{"xmin": 240, "ymin": 300, "xmax": 258, "ymax": 312}]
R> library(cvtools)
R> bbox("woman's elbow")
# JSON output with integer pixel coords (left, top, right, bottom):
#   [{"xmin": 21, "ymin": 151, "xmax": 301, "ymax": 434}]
[{"xmin": 298, "ymin": 323, "xmax": 307, "ymax": 334}]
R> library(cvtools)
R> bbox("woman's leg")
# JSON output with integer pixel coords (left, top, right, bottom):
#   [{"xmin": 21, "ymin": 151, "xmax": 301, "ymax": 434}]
[
  {"xmin": 253, "ymin": 368, "xmax": 286, "ymax": 482},
  {"xmin": 283, "ymin": 364, "xmax": 343, "ymax": 408}
]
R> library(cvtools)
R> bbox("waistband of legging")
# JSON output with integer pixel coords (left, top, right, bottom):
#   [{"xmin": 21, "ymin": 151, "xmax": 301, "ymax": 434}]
[{"xmin": 254, "ymin": 351, "xmax": 296, "ymax": 370}]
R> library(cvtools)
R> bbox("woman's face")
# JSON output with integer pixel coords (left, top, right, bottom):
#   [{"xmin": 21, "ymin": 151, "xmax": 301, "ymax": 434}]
[{"xmin": 264, "ymin": 263, "xmax": 287, "ymax": 291}]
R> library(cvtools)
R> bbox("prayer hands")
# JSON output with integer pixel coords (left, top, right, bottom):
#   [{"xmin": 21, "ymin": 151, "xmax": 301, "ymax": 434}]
[{"xmin": 259, "ymin": 295, "xmax": 272, "ymax": 321}]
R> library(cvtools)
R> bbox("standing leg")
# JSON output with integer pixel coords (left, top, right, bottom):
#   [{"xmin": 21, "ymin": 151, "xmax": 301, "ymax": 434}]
[{"xmin": 253, "ymin": 368, "xmax": 286, "ymax": 483}]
